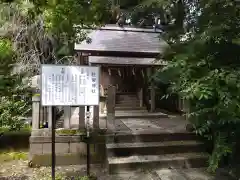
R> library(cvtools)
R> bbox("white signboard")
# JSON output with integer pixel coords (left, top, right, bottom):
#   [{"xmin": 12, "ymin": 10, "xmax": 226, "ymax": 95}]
[{"xmin": 41, "ymin": 64, "xmax": 100, "ymax": 106}]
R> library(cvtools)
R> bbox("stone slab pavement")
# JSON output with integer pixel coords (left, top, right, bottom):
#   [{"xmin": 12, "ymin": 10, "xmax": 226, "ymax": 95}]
[
  {"xmin": 100, "ymin": 168, "xmax": 232, "ymax": 180},
  {"xmin": 0, "ymin": 160, "xmax": 233, "ymax": 180},
  {"xmin": 101, "ymin": 115, "xmax": 188, "ymax": 134}
]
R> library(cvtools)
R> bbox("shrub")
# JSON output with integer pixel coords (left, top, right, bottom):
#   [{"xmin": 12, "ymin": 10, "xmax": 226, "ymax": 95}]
[{"xmin": 0, "ymin": 97, "xmax": 31, "ymax": 131}]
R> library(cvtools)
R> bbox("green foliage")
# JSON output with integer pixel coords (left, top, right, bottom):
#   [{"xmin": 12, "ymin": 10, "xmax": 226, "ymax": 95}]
[
  {"xmin": 0, "ymin": 0, "xmax": 111, "ymax": 131},
  {"xmin": 0, "ymin": 126, "xmax": 31, "ymax": 134},
  {"xmin": 155, "ymin": 0, "xmax": 240, "ymax": 172},
  {"xmin": 0, "ymin": 150, "xmax": 28, "ymax": 162},
  {"xmin": 0, "ymin": 38, "xmax": 18, "ymax": 97},
  {"xmin": 0, "ymin": 97, "xmax": 31, "ymax": 131},
  {"xmin": 0, "ymin": 37, "xmax": 30, "ymax": 131},
  {"xmin": 28, "ymin": 0, "xmax": 111, "ymax": 58}
]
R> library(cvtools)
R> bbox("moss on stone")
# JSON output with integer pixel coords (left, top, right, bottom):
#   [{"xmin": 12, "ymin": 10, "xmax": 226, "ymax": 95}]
[
  {"xmin": 30, "ymin": 152, "xmax": 103, "ymax": 167},
  {"xmin": 56, "ymin": 129, "xmax": 86, "ymax": 136}
]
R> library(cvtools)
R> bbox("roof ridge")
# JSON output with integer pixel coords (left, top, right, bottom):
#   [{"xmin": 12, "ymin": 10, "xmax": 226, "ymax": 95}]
[{"xmin": 84, "ymin": 24, "xmax": 163, "ymax": 33}]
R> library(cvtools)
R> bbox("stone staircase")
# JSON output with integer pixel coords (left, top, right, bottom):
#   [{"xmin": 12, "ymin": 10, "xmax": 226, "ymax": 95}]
[
  {"xmin": 115, "ymin": 92, "xmax": 143, "ymax": 109},
  {"xmin": 106, "ymin": 132, "xmax": 208, "ymax": 174},
  {"xmin": 105, "ymin": 92, "xmax": 209, "ymax": 174},
  {"xmin": 114, "ymin": 92, "xmax": 167, "ymax": 119}
]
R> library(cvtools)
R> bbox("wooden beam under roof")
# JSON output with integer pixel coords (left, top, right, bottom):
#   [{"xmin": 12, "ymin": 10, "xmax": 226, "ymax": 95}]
[{"xmin": 88, "ymin": 56, "xmax": 167, "ymax": 66}]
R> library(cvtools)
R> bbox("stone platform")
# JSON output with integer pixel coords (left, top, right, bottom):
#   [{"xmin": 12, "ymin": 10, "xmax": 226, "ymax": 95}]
[
  {"xmin": 100, "ymin": 115, "xmax": 188, "ymax": 134},
  {"xmin": 102, "ymin": 115, "xmax": 209, "ymax": 174},
  {"xmin": 29, "ymin": 115, "xmax": 190, "ymax": 167}
]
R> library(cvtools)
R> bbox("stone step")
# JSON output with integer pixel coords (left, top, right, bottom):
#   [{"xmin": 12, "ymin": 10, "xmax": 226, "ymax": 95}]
[
  {"xmin": 116, "ymin": 101, "xmax": 140, "ymax": 106},
  {"xmin": 106, "ymin": 141, "xmax": 205, "ymax": 157},
  {"xmin": 113, "ymin": 111, "xmax": 168, "ymax": 119},
  {"xmin": 108, "ymin": 153, "xmax": 208, "ymax": 174},
  {"xmin": 115, "ymin": 105, "xmax": 140, "ymax": 108},
  {"xmin": 106, "ymin": 132, "xmax": 199, "ymax": 143},
  {"xmin": 116, "ymin": 96, "xmax": 138, "ymax": 101},
  {"xmin": 116, "ymin": 92, "xmax": 137, "ymax": 96},
  {"xmin": 117, "ymin": 95, "xmax": 138, "ymax": 98},
  {"xmin": 116, "ymin": 100, "xmax": 139, "ymax": 104},
  {"xmin": 115, "ymin": 109, "xmax": 148, "ymax": 114},
  {"xmin": 115, "ymin": 106, "xmax": 147, "ymax": 111}
]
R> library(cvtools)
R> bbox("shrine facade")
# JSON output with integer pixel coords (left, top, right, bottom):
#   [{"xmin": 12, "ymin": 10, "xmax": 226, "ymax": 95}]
[
  {"xmin": 74, "ymin": 24, "xmax": 168, "ymax": 113},
  {"xmin": 28, "ymin": 24, "xmax": 173, "ymax": 167}
]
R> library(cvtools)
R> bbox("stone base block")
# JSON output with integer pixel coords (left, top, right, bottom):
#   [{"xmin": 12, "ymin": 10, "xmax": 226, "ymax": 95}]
[
  {"xmin": 29, "ymin": 153, "xmax": 104, "ymax": 167},
  {"xmin": 29, "ymin": 135, "xmax": 106, "ymax": 167}
]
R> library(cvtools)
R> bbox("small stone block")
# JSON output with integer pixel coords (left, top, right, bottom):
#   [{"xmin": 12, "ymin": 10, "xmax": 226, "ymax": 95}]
[
  {"xmin": 30, "ymin": 143, "xmax": 43, "ymax": 154},
  {"xmin": 70, "ymin": 142, "xmax": 87, "ymax": 155},
  {"xmin": 42, "ymin": 143, "xmax": 51, "ymax": 154},
  {"xmin": 55, "ymin": 143, "xmax": 70, "ymax": 154}
]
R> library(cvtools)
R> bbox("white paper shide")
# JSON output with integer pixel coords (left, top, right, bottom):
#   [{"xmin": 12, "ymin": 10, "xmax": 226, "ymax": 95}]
[{"xmin": 41, "ymin": 65, "xmax": 99, "ymax": 106}]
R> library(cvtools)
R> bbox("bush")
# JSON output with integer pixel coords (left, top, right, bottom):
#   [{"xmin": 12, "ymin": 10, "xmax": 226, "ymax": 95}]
[
  {"xmin": 0, "ymin": 127, "xmax": 31, "ymax": 150},
  {"xmin": 154, "ymin": 0, "xmax": 240, "ymax": 172},
  {"xmin": 0, "ymin": 97, "xmax": 31, "ymax": 131}
]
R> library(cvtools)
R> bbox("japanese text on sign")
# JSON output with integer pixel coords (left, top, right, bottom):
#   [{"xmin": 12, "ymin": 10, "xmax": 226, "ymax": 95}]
[{"xmin": 41, "ymin": 65, "xmax": 100, "ymax": 106}]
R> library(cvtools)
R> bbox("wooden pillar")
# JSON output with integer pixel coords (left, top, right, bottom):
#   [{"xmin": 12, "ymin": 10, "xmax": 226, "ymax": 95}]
[
  {"xmin": 88, "ymin": 60, "xmax": 100, "ymax": 131},
  {"xmin": 32, "ymin": 94, "xmax": 40, "ymax": 129},
  {"xmin": 78, "ymin": 53, "xmax": 86, "ymax": 129},
  {"xmin": 107, "ymin": 85, "xmax": 116, "ymax": 131},
  {"xmin": 93, "ymin": 106, "xmax": 99, "ymax": 130},
  {"xmin": 139, "ymin": 88, "xmax": 143, "ymax": 107},
  {"xmin": 100, "ymin": 85, "xmax": 104, "ymax": 114},
  {"xmin": 93, "ymin": 64, "xmax": 100, "ymax": 130},
  {"xmin": 150, "ymin": 85, "xmax": 156, "ymax": 112},
  {"xmin": 147, "ymin": 67, "xmax": 156, "ymax": 112}
]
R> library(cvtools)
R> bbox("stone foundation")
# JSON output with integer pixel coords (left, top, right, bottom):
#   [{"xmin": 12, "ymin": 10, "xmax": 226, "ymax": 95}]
[{"xmin": 29, "ymin": 129, "xmax": 106, "ymax": 167}]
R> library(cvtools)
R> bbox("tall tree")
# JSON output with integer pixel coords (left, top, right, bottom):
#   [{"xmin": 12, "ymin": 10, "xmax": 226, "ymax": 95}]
[
  {"xmin": 155, "ymin": 0, "xmax": 240, "ymax": 172},
  {"xmin": 0, "ymin": 38, "xmax": 23, "ymax": 97},
  {"xmin": 0, "ymin": 0, "xmax": 111, "ymax": 75}
]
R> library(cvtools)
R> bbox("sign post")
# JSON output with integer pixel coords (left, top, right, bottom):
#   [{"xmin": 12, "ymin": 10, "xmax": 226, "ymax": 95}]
[
  {"xmin": 51, "ymin": 106, "xmax": 56, "ymax": 180},
  {"xmin": 86, "ymin": 106, "xmax": 90, "ymax": 176},
  {"xmin": 41, "ymin": 64, "xmax": 100, "ymax": 179}
]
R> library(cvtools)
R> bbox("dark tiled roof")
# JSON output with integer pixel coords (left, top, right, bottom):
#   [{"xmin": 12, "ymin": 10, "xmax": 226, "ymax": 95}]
[
  {"xmin": 74, "ymin": 24, "xmax": 168, "ymax": 54},
  {"xmin": 89, "ymin": 56, "xmax": 167, "ymax": 66}
]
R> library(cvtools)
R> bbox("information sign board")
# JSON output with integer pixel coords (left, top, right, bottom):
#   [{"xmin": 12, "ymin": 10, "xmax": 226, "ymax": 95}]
[{"xmin": 41, "ymin": 64, "xmax": 100, "ymax": 106}]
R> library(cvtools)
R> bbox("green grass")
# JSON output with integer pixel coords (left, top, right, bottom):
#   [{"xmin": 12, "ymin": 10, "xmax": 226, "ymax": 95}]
[{"xmin": 0, "ymin": 149, "xmax": 28, "ymax": 162}]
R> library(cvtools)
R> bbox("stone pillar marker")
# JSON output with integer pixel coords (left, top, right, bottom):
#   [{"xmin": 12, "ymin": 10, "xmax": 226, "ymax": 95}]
[
  {"xmin": 39, "ymin": 106, "xmax": 44, "ymax": 126},
  {"xmin": 64, "ymin": 106, "xmax": 71, "ymax": 129},
  {"xmin": 32, "ymin": 94, "xmax": 40, "ymax": 130},
  {"xmin": 48, "ymin": 106, "xmax": 52, "ymax": 128},
  {"xmin": 107, "ymin": 85, "xmax": 116, "ymax": 131}
]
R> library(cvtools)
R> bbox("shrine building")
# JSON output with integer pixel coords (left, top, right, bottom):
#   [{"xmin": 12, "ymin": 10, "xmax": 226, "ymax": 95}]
[{"xmin": 74, "ymin": 24, "xmax": 168, "ymax": 113}]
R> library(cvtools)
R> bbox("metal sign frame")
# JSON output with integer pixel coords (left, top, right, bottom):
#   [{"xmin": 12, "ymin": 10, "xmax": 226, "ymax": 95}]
[
  {"xmin": 40, "ymin": 64, "xmax": 100, "ymax": 179},
  {"xmin": 40, "ymin": 64, "xmax": 100, "ymax": 106}
]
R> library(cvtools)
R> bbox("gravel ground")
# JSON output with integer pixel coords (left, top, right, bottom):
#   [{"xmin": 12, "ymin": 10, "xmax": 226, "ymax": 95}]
[
  {"xmin": 0, "ymin": 159, "xmax": 234, "ymax": 180},
  {"xmin": 0, "ymin": 160, "xmax": 105, "ymax": 180},
  {"xmin": 0, "ymin": 160, "xmax": 156, "ymax": 180}
]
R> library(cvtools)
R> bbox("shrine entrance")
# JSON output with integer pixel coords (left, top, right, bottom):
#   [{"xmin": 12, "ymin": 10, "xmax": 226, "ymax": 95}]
[
  {"xmin": 100, "ymin": 66, "xmax": 145, "ymax": 94},
  {"xmin": 74, "ymin": 25, "xmax": 169, "ymax": 129}
]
